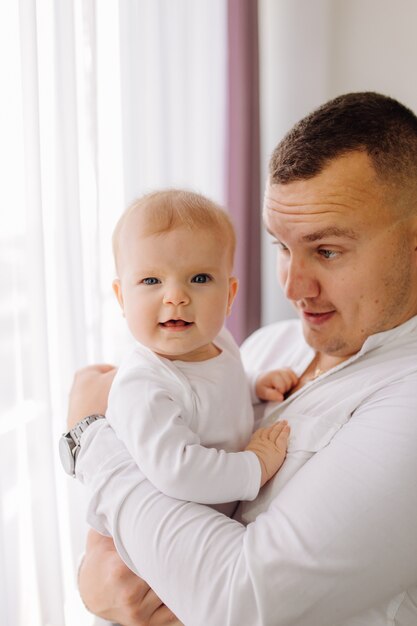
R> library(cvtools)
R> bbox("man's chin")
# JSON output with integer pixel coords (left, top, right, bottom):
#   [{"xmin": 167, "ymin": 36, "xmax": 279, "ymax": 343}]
[{"xmin": 301, "ymin": 322, "xmax": 349, "ymax": 356}]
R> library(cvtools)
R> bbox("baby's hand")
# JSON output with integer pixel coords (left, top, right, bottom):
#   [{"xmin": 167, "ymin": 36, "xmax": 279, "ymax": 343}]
[
  {"xmin": 245, "ymin": 421, "xmax": 290, "ymax": 487},
  {"xmin": 255, "ymin": 368, "xmax": 298, "ymax": 402}
]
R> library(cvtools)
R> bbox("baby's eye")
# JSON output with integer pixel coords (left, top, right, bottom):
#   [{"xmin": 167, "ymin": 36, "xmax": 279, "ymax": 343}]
[
  {"xmin": 142, "ymin": 277, "xmax": 160, "ymax": 285},
  {"xmin": 191, "ymin": 274, "xmax": 211, "ymax": 284}
]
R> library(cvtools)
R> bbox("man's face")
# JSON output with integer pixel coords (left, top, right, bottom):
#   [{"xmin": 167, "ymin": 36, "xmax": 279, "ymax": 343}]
[{"xmin": 264, "ymin": 151, "xmax": 417, "ymax": 357}]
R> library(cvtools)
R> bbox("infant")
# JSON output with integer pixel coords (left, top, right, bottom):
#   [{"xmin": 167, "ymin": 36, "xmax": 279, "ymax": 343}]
[{"xmin": 107, "ymin": 189, "xmax": 297, "ymax": 512}]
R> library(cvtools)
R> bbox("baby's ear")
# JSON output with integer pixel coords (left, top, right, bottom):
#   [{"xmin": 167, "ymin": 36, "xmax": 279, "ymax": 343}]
[
  {"xmin": 112, "ymin": 279, "xmax": 125, "ymax": 314},
  {"xmin": 227, "ymin": 276, "xmax": 239, "ymax": 315}
]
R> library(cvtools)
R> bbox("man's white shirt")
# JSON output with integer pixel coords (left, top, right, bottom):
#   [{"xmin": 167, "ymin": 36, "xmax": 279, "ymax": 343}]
[{"xmin": 78, "ymin": 316, "xmax": 417, "ymax": 626}]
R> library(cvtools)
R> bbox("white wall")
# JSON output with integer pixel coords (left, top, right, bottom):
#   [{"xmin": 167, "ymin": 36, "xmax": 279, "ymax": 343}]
[
  {"xmin": 330, "ymin": 0, "xmax": 417, "ymax": 106},
  {"xmin": 259, "ymin": 0, "xmax": 417, "ymax": 325}
]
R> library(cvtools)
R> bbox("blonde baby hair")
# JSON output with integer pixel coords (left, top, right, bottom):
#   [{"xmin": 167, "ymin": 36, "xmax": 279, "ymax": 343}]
[{"xmin": 112, "ymin": 189, "xmax": 236, "ymax": 274}]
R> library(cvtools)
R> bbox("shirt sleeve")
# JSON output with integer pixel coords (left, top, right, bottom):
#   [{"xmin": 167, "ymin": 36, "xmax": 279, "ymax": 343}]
[
  {"xmin": 77, "ymin": 375, "xmax": 417, "ymax": 626},
  {"xmin": 106, "ymin": 367, "xmax": 260, "ymax": 504}
]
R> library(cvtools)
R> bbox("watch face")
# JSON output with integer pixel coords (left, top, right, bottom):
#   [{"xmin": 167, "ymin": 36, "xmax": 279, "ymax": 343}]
[{"xmin": 59, "ymin": 436, "xmax": 76, "ymax": 476}]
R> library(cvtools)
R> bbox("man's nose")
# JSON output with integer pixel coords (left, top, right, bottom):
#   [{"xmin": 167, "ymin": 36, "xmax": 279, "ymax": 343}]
[
  {"xmin": 281, "ymin": 257, "xmax": 320, "ymax": 301},
  {"xmin": 162, "ymin": 284, "xmax": 190, "ymax": 306}
]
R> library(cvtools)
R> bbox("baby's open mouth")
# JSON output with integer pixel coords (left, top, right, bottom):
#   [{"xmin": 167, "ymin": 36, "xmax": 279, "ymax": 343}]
[{"xmin": 160, "ymin": 320, "xmax": 193, "ymax": 328}]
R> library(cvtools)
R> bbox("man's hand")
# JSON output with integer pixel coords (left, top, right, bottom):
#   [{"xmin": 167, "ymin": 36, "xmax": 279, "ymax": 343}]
[
  {"xmin": 79, "ymin": 529, "xmax": 182, "ymax": 625},
  {"xmin": 255, "ymin": 368, "xmax": 298, "ymax": 402},
  {"xmin": 67, "ymin": 364, "xmax": 117, "ymax": 430},
  {"xmin": 245, "ymin": 421, "xmax": 290, "ymax": 487}
]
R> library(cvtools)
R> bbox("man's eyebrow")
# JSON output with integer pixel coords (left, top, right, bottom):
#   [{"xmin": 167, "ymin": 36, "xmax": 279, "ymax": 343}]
[
  {"xmin": 302, "ymin": 227, "xmax": 359, "ymax": 242},
  {"xmin": 265, "ymin": 225, "xmax": 359, "ymax": 242}
]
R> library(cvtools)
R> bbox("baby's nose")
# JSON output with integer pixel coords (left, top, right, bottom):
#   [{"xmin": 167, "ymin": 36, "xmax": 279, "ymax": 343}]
[{"xmin": 162, "ymin": 286, "xmax": 190, "ymax": 306}]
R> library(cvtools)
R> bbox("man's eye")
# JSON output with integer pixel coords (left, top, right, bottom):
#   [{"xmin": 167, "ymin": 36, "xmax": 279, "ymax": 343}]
[
  {"xmin": 142, "ymin": 277, "xmax": 160, "ymax": 285},
  {"xmin": 319, "ymin": 249, "xmax": 338, "ymax": 260},
  {"xmin": 192, "ymin": 274, "xmax": 211, "ymax": 284}
]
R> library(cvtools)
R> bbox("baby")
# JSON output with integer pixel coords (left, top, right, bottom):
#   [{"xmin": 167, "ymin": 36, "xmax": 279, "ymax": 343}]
[{"xmin": 107, "ymin": 189, "xmax": 297, "ymax": 512}]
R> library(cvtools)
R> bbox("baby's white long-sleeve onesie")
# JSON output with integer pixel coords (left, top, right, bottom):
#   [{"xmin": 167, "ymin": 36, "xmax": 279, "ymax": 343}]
[{"xmin": 106, "ymin": 327, "xmax": 261, "ymax": 506}]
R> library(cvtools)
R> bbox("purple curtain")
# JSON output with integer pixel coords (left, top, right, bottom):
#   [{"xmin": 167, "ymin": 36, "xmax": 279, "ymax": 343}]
[{"xmin": 226, "ymin": 0, "xmax": 261, "ymax": 345}]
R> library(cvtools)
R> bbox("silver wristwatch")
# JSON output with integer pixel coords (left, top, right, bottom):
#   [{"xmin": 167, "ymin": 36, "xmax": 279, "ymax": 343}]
[{"xmin": 59, "ymin": 414, "xmax": 105, "ymax": 476}]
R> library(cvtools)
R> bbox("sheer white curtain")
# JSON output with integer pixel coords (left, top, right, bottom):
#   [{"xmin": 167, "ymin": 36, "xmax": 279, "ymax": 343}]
[
  {"xmin": 0, "ymin": 1, "xmax": 227, "ymax": 624},
  {"xmin": 119, "ymin": 1, "xmax": 227, "ymax": 205}
]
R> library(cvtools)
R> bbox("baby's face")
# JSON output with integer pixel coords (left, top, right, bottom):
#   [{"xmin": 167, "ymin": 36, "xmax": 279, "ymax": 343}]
[{"xmin": 113, "ymin": 225, "xmax": 237, "ymax": 361}]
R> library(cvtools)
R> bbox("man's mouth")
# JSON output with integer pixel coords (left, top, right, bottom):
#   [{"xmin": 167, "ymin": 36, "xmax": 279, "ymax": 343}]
[{"xmin": 302, "ymin": 310, "xmax": 336, "ymax": 325}]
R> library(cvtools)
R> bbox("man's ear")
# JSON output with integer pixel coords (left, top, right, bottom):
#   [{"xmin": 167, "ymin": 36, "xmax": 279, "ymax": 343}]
[
  {"xmin": 112, "ymin": 279, "xmax": 125, "ymax": 315},
  {"xmin": 226, "ymin": 277, "xmax": 239, "ymax": 316}
]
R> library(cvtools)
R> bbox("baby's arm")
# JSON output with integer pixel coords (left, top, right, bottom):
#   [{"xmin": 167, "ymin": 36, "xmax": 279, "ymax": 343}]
[
  {"xmin": 108, "ymin": 366, "xmax": 263, "ymax": 504},
  {"xmin": 245, "ymin": 421, "xmax": 290, "ymax": 487},
  {"xmin": 255, "ymin": 368, "xmax": 299, "ymax": 402}
]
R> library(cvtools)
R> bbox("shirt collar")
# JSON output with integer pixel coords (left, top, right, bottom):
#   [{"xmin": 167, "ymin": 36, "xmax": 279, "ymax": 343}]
[{"xmin": 355, "ymin": 314, "xmax": 417, "ymax": 357}]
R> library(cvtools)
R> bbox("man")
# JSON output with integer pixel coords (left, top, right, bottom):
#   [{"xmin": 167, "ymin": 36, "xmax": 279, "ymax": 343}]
[{"xmin": 67, "ymin": 92, "xmax": 417, "ymax": 625}]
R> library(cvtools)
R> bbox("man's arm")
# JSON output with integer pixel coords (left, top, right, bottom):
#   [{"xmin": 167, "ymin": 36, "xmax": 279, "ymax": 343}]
[
  {"xmin": 79, "ymin": 529, "xmax": 181, "ymax": 626},
  {"xmin": 72, "ymin": 367, "xmax": 417, "ymax": 625},
  {"xmin": 68, "ymin": 367, "xmax": 181, "ymax": 625}
]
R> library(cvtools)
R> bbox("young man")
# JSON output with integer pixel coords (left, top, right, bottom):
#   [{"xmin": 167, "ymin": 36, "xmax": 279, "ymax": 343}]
[{"xmin": 67, "ymin": 92, "xmax": 417, "ymax": 625}]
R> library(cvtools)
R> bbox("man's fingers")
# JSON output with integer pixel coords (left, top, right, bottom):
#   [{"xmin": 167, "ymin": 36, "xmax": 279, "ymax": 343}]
[
  {"xmin": 149, "ymin": 604, "xmax": 183, "ymax": 625},
  {"xmin": 86, "ymin": 528, "xmax": 115, "ymax": 551},
  {"xmin": 73, "ymin": 363, "xmax": 116, "ymax": 379},
  {"xmin": 96, "ymin": 363, "xmax": 116, "ymax": 372},
  {"xmin": 135, "ymin": 586, "xmax": 165, "ymax": 617},
  {"xmin": 67, "ymin": 363, "xmax": 118, "ymax": 428}
]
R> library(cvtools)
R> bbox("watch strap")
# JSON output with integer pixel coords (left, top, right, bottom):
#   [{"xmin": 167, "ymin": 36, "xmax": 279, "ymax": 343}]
[
  {"xmin": 60, "ymin": 414, "xmax": 106, "ymax": 476},
  {"xmin": 69, "ymin": 414, "xmax": 106, "ymax": 445}
]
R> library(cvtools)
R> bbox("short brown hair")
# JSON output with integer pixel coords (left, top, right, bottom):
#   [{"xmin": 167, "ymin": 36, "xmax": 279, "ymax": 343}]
[
  {"xmin": 269, "ymin": 93, "xmax": 417, "ymax": 200},
  {"xmin": 113, "ymin": 189, "xmax": 236, "ymax": 272}
]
